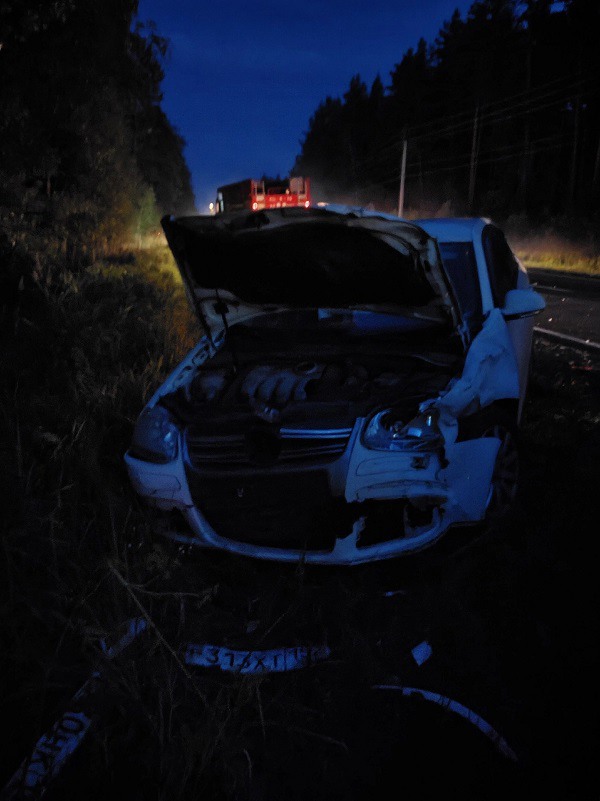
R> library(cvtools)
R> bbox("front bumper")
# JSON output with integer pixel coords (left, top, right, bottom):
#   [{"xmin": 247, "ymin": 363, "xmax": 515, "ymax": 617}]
[{"xmin": 124, "ymin": 422, "xmax": 499, "ymax": 565}]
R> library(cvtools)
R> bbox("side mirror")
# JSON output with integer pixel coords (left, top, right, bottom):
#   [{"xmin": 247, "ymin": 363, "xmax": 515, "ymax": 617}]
[{"xmin": 501, "ymin": 288, "xmax": 546, "ymax": 320}]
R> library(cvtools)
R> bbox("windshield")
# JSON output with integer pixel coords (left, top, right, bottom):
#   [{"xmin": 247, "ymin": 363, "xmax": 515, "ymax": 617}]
[{"xmin": 438, "ymin": 242, "xmax": 483, "ymax": 326}]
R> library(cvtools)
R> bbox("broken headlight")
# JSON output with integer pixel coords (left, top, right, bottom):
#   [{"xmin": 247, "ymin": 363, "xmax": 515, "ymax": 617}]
[
  {"xmin": 363, "ymin": 407, "xmax": 443, "ymax": 452},
  {"xmin": 130, "ymin": 406, "xmax": 179, "ymax": 463}
]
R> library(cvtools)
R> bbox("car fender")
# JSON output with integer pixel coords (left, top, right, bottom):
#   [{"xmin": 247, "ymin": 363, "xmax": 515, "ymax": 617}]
[
  {"xmin": 345, "ymin": 309, "xmax": 518, "ymax": 521},
  {"xmin": 423, "ymin": 308, "xmax": 520, "ymax": 434}
]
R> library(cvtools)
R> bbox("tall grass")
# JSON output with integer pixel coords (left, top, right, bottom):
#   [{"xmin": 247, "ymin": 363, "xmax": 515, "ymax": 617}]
[
  {"xmin": 504, "ymin": 213, "xmax": 600, "ymax": 275},
  {"xmin": 0, "ymin": 242, "xmax": 238, "ymax": 796}
]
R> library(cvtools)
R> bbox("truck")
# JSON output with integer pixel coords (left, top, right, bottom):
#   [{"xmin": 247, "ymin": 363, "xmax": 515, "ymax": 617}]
[{"xmin": 214, "ymin": 176, "xmax": 311, "ymax": 214}]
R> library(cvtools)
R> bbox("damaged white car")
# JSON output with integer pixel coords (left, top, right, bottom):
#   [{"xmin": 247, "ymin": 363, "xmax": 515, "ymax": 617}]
[{"xmin": 125, "ymin": 207, "xmax": 545, "ymax": 564}]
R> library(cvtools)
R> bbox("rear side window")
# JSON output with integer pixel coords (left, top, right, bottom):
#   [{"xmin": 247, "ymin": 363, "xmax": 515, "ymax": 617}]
[
  {"xmin": 438, "ymin": 242, "xmax": 483, "ymax": 331},
  {"xmin": 482, "ymin": 225, "xmax": 519, "ymax": 306}
]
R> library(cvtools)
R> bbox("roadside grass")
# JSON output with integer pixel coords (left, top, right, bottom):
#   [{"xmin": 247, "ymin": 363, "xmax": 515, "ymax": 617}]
[
  {"xmin": 515, "ymin": 249, "xmax": 600, "ymax": 275},
  {"xmin": 504, "ymin": 214, "xmax": 600, "ymax": 275},
  {"xmin": 0, "ymin": 242, "xmax": 206, "ymax": 792}
]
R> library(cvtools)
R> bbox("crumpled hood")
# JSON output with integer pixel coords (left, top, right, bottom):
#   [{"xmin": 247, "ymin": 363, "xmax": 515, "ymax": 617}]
[{"xmin": 161, "ymin": 206, "xmax": 462, "ymax": 339}]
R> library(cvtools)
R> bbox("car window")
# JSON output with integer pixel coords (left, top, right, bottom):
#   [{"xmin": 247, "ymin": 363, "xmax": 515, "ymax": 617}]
[
  {"xmin": 438, "ymin": 242, "xmax": 483, "ymax": 331},
  {"xmin": 482, "ymin": 225, "xmax": 519, "ymax": 306}
]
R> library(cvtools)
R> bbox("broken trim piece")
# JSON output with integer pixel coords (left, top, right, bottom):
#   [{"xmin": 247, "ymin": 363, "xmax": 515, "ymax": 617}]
[
  {"xmin": 2, "ymin": 618, "xmax": 148, "ymax": 800},
  {"xmin": 373, "ymin": 684, "xmax": 518, "ymax": 761},
  {"xmin": 410, "ymin": 641, "xmax": 433, "ymax": 667}
]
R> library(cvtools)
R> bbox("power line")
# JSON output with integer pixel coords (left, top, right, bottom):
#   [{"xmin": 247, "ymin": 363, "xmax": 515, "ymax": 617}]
[
  {"xmin": 354, "ymin": 74, "xmax": 594, "ymax": 173},
  {"xmin": 353, "ymin": 87, "xmax": 595, "ymax": 183},
  {"xmin": 407, "ymin": 137, "xmax": 569, "ymax": 180},
  {"xmin": 417, "ymin": 138, "xmax": 571, "ymax": 179},
  {"xmin": 360, "ymin": 72, "xmax": 580, "ymax": 160},
  {"xmin": 403, "ymin": 131, "xmax": 569, "ymax": 175},
  {"xmin": 353, "ymin": 72, "xmax": 580, "ymax": 167},
  {"xmin": 411, "ymin": 73, "xmax": 588, "ymax": 138},
  {"xmin": 351, "ymin": 133, "xmax": 574, "ymax": 195}
]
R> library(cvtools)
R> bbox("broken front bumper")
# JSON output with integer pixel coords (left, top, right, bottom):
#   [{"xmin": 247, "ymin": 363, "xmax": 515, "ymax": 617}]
[{"xmin": 124, "ymin": 422, "xmax": 500, "ymax": 565}]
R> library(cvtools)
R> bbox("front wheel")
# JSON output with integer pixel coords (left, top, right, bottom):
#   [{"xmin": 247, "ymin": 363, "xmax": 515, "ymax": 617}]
[{"xmin": 482, "ymin": 423, "xmax": 519, "ymax": 520}]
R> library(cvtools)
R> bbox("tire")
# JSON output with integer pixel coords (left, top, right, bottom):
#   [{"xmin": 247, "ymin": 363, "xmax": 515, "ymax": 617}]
[{"xmin": 481, "ymin": 417, "xmax": 519, "ymax": 521}]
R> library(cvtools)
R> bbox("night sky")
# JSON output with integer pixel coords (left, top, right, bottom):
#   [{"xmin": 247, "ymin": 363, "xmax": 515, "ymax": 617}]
[{"xmin": 137, "ymin": 0, "xmax": 474, "ymax": 212}]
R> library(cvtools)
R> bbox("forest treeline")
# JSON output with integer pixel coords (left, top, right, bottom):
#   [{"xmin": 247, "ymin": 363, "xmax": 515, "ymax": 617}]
[
  {"xmin": 294, "ymin": 0, "xmax": 600, "ymax": 220},
  {"xmin": 0, "ymin": 0, "xmax": 195, "ymax": 264}
]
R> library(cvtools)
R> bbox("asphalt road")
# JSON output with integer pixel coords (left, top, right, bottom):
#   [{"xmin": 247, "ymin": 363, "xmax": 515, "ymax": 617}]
[{"xmin": 528, "ymin": 267, "xmax": 600, "ymax": 347}]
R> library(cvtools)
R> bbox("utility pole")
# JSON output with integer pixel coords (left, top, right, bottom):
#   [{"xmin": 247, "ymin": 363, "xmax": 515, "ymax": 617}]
[
  {"xmin": 468, "ymin": 105, "xmax": 480, "ymax": 213},
  {"xmin": 398, "ymin": 130, "xmax": 408, "ymax": 217}
]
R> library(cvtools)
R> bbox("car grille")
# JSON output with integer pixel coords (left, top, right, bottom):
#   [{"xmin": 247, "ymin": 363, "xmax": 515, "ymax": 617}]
[
  {"xmin": 185, "ymin": 468, "xmax": 357, "ymax": 551},
  {"xmin": 185, "ymin": 426, "xmax": 353, "ymax": 469}
]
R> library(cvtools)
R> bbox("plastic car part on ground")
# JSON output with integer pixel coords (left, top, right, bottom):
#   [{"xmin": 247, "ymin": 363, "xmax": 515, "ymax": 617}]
[
  {"xmin": 372, "ymin": 684, "xmax": 518, "ymax": 762},
  {"xmin": 410, "ymin": 640, "xmax": 433, "ymax": 667},
  {"xmin": 3, "ymin": 606, "xmax": 517, "ymax": 799},
  {"xmin": 183, "ymin": 643, "xmax": 331, "ymax": 674},
  {"xmin": 1, "ymin": 621, "xmax": 332, "ymax": 800},
  {"xmin": 2, "ymin": 618, "xmax": 147, "ymax": 801}
]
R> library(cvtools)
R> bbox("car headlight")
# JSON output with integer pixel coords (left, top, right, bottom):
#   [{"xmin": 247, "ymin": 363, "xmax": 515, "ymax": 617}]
[
  {"xmin": 363, "ymin": 407, "xmax": 443, "ymax": 452},
  {"xmin": 130, "ymin": 406, "xmax": 179, "ymax": 463}
]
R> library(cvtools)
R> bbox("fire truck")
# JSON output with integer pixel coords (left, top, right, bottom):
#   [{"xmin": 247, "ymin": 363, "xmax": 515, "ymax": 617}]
[{"xmin": 213, "ymin": 176, "xmax": 311, "ymax": 214}]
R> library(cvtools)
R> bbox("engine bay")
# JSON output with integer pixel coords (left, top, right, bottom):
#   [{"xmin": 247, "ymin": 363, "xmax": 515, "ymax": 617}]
[{"xmin": 160, "ymin": 345, "xmax": 459, "ymax": 430}]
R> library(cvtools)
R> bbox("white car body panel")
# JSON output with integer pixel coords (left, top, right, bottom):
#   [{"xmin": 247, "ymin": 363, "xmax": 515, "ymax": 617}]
[{"xmin": 421, "ymin": 308, "xmax": 520, "ymax": 426}]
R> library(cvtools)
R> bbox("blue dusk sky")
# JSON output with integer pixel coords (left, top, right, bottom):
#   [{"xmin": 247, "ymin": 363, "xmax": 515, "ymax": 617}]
[{"xmin": 137, "ymin": 0, "xmax": 474, "ymax": 211}]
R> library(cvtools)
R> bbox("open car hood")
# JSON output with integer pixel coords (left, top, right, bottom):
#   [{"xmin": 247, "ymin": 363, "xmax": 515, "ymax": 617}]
[{"xmin": 161, "ymin": 207, "xmax": 463, "ymax": 341}]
